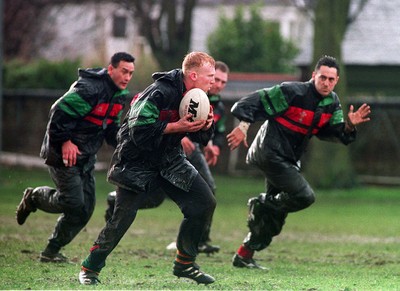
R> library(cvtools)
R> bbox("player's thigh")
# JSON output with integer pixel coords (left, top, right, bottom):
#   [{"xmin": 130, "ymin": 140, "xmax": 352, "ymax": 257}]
[
  {"xmin": 49, "ymin": 166, "xmax": 85, "ymax": 208},
  {"xmin": 162, "ymin": 174, "xmax": 216, "ymax": 216},
  {"xmin": 264, "ymin": 158, "xmax": 310, "ymax": 195}
]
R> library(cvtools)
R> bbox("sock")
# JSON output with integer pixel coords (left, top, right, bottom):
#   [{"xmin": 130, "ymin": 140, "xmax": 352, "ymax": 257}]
[
  {"xmin": 81, "ymin": 266, "xmax": 99, "ymax": 275},
  {"xmin": 237, "ymin": 244, "xmax": 254, "ymax": 259},
  {"xmin": 174, "ymin": 250, "xmax": 195, "ymax": 267}
]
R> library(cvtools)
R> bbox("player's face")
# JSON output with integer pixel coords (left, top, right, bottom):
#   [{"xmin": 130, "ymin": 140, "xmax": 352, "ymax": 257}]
[
  {"xmin": 312, "ymin": 65, "xmax": 339, "ymax": 96},
  {"xmin": 193, "ymin": 63, "xmax": 215, "ymax": 93},
  {"xmin": 108, "ymin": 61, "xmax": 135, "ymax": 90},
  {"xmin": 209, "ymin": 69, "xmax": 228, "ymax": 95}
]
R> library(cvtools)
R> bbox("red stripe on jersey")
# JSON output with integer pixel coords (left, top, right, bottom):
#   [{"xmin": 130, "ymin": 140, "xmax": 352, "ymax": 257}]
[
  {"xmin": 275, "ymin": 116, "xmax": 309, "ymax": 134},
  {"xmin": 276, "ymin": 108, "xmax": 333, "ymax": 135},
  {"xmin": 84, "ymin": 116, "xmax": 113, "ymax": 126},
  {"xmin": 108, "ymin": 104, "xmax": 123, "ymax": 117},
  {"xmin": 318, "ymin": 112, "xmax": 333, "ymax": 128},
  {"xmin": 213, "ymin": 113, "xmax": 221, "ymax": 123},
  {"xmin": 284, "ymin": 106, "xmax": 314, "ymax": 126},
  {"xmin": 89, "ymin": 103, "xmax": 123, "ymax": 117},
  {"xmin": 90, "ymin": 103, "xmax": 109, "ymax": 116},
  {"xmin": 159, "ymin": 110, "xmax": 180, "ymax": 122}
]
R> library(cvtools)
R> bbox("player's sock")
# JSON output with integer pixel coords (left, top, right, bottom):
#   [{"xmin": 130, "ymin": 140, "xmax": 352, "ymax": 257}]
[
  {"xmin": 175, "ymin": 250, "xmax": 195, "ymax": 265},
  {"xmin": 237, "ymin": 244, "xmax": 254, "ymax": 259}
]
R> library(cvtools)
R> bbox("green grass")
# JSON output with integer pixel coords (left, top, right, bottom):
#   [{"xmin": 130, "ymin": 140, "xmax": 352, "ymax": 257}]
[{"xmin": 1, "ymin": 166, "xmax": 400, "ymax": 290}]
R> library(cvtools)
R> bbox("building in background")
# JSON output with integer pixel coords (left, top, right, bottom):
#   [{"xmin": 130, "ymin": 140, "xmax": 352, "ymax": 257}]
[
  {"xmin": 37, "ymin": 1, "xmax": 308, "ymax": 66},
  {"xmin": 36, "ymin": 0, "xmax": 400, "ymax": 96}
]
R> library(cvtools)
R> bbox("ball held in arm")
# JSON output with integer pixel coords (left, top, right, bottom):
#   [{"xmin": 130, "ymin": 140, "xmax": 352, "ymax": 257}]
[{"xmin": 179, "ymin": 88, "xmax": 210, "ymax": 121}]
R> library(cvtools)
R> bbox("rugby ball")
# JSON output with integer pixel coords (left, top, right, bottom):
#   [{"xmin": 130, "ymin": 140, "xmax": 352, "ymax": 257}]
[{"xmin": 179, "ymin": 88, "xmax": 210, "ymax": 121}]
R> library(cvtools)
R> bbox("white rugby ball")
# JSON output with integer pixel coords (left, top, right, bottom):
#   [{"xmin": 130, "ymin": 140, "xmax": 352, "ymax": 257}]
[{"xmin": 179, "ymin": 88, "xmax": 210, "ymax": 121}]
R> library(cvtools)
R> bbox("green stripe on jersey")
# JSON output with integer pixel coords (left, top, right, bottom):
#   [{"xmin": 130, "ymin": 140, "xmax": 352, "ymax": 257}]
[
  {"xmin": 128, "ymin": 100, "xmax": 160, "ymax": 127},
  {"xmin": 259, "ymin": 86, "xmax": 288, "ymax": 116},
  {"xmin": 330, "ymin": 109, "xmax": 344, "ymax": 125},
  {"xmin": 318, "ymin": 93, "xmax": 334, "ymax": 106},
  {"xmin": 58, "ymin": 92, "xmax": 92, "ymax": 118},
  {"xmin": 113, "ymin": 89, "xmax": 129, "ymax": 98}
]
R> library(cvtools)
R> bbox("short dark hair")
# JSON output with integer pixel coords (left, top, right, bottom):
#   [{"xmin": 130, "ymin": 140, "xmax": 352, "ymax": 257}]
[
  {"xmin": 315, "ymin": 55, "xmax": 340, "ymax": 75},
  {"xmin": 110, "ymin": 52, "xmax": 135, "ymax": 67},
  {"xmin": 215, "ymin": 61, "xmax": 230, "ymax": 74}
]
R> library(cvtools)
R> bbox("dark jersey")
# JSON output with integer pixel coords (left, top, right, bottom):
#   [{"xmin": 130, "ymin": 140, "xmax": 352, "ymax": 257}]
[{"xmin": 231, "ymin": 81, "xmax": 356, "ymax": 165}]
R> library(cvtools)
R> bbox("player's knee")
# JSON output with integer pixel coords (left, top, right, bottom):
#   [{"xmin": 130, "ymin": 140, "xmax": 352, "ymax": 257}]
[
  {"xmin": 299, "ymin": 187, "xmax": 315, "ymax": 208},
  {"xmin": 189, "ymin": 193, "xmax": 216, "ymax": 218},
  {"xmin": 66, "ymin": 208, "xmax": 92, "ymax": 226}
]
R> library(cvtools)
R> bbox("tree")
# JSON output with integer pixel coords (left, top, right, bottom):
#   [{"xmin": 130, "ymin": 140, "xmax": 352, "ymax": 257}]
[
  {"xmin": 4, "ymin": 0, "xmax": 87, "ymax": 61},
  {"xmin": 300, "ymin": 0, "xmax": 369, "ymax": 188},
  {"xmin": 118, "ymin": 0, "xmax": 197, "ymax": 70},
  {"xmin": 206, "ymin": 5, "xmax": 299, "ymax": 73},
  {"xmin": 5, "ymin": 0, "xmax": 196, "ymax": 69}
]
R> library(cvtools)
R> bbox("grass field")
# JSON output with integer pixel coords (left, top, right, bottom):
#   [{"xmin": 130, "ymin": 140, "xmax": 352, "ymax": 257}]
[{"xmin": 1, "ymin": 166, "xmax": 400, "ymax": 290}]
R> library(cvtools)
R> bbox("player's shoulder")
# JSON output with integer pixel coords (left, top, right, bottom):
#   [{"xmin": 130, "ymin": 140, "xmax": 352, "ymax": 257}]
[
  {"xmin": 280, "ymin": 81, "xmax": 309, "ymax": 89},
  {"xmin": 279, "ymin": 81, "xmax": 311, "ymax": 96},
  {"xmin": 208, "ymin": 94, "xmax": 222, "ymax": 104}
]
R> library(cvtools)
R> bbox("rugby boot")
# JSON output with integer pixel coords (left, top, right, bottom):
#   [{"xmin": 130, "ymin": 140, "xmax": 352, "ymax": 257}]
[
  {"xmin": 173, "ymin": 262, "xmax": 215, "ymax": 285},
  {"xmin": 232, "ymin": 253, "xmax": 268, "ymax": 270},
  {"xmin": 79, "ymin": 267, "xmax": 100, "ymax": 285},
  {"xmin": 198, "ymin": 242, "xmax": 220, "ymax": 255},
  {"xmin": 16, "ymin": 187, "xmax": 37, "ymax": 225},
  {"xmin": 39, "ymin": 251, "xmax": 69, "ymax": 263}
]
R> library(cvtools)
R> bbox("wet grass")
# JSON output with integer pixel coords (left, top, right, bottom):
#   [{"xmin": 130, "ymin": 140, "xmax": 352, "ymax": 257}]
[{"xmin": 1, "ymin": 166, "xmax": 400, "ymax": 290}]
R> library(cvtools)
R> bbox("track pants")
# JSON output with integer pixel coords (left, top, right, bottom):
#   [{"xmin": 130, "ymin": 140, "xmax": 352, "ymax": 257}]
[
  {"xmin": 243, "ymin": 155, "xmax": 315, "ymax": 251},
  {"xmin": 186, "ymin": 143, "xmax": 216, "ymax": 243},
  {"xmin": 31, "ymin": 164, "xmax": 96, "ymax": 253},
  {"xmin": 105, "ymin": 143, "xmax": 216, "ymax": 244},
  {"xmin": 82, "ymin": 173, "xmax": 216, "ymax": 273}
]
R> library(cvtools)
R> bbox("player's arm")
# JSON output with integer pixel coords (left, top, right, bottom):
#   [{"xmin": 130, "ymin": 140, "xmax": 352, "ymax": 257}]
[
  {"xmin": 49, "ymin": 84, "xmax": 96, "ymax": 166},
  {"xmin": 227, "ymin": 121, "xmax": 250, "ymax": 150},
  {"xmin": 345, "ymin": 103, "xmax": 371, "ymax": 133},
  {"xmin": 227, "ymin": 87, "xmax": 278, "ymax": 151},
  {"xmin": 164, "ymin": 114, "xmax": 206, "ymax": 134},
  {"xmin": 62, "ymin": 140, "xmax": 81, "ymax": 167},
  {"xmin": 204, "ymin": 140, "xmax": 220, "ymax": 166}
]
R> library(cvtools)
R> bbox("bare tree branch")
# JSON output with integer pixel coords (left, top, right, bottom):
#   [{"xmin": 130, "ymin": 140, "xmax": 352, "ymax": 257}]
[
  {"xmin": 117, "ymin": 0, "xmax": 197, "ymax": 69},
  {"xmin": 347, "ymin": 0, "xmax": 369, "ymax": 25},
  {"xmin": 4, "ymin": 0, "xmax": 106, "ymax": 60}
]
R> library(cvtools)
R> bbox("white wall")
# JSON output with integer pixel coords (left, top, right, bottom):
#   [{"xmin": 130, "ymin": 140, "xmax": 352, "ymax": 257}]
[
  {"xmin": 37, "ymin": 2, "xmax": 312, "ymax": 65},
  {"xmin": 190, "ymin": 4, "xmax": 311, "ymax": 53},
  {"xmin": 37, "ymin": 3, "xmax": 140, "ymax": 65}
]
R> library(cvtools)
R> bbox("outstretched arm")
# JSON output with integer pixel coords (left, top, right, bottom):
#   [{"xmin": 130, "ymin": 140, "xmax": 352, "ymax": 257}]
[
  {"xmin": 345, "ymin": 103, "xmax": 371, "ymax": 132},
  {"xmin": 226, "ymin": 121, "xmax": 250, "ymax": 150}
]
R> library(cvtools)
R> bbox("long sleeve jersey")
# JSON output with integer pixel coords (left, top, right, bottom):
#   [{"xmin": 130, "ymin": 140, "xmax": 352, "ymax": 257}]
[
  {"xmin": 40, "ymin": 68, "xmax": 129, "ymax": 167},
  {"xmin": 108, "ymin": 69, "xmax": 214, "ymax": 193},
  {"xmin": 231, "ymin": 80, "xmax": 356, "ymax": 166}
]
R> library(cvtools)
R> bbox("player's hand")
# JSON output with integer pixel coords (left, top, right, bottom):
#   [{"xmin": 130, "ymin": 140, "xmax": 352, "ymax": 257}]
[
  {"xmin": 181, "ymin": 137, "xmax": 195, "ymax": 156},
  {"xmin": 202, "ymin": 107, "xmax": 214, "ymax": 131},
  {"xmin": 204, "ymin": 144, "xmax": 220, "ymax": 166},
  {"xmin": 165, "ymin": 113, "xmax": 205, "ymax": 134},
  {"xmin": 62, "ymin": 140, "xmax": 81, "ymax": 167},
  {"xmin": 348, "ymin": 103, "xmax": 371, "ymax": 127},
  {"xmin": 226, "ymin": 126, "xmax": 248, "ymax": 150}
]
